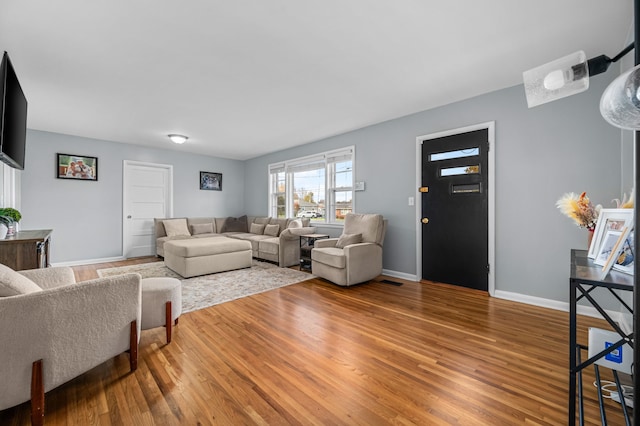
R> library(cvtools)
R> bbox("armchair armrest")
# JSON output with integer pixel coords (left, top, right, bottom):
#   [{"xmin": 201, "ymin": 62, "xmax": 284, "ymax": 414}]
[
  {"xmin": 19, "ymin": 266, "xmax": 77, "ymax": 289},
  {"xmin": 314, "ymin": 238, "xmax": 338, "ymax": 249},
  {"xmin": 344, "ymin": 242, "xmax": 381, "ymax": 258}
]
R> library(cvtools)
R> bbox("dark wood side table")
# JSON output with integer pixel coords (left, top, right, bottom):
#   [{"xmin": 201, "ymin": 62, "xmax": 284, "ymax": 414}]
[
  {"xmin": 0, "ymin": 229, "xmax": 52, "ymax": 270},
  {"xmin": 299, "ymin": 233, "xmax": 329, "ymax": 272}
]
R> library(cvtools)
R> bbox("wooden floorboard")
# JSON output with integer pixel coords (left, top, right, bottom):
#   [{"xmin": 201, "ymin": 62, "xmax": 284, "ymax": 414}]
[{"xmin": 0, "ymin": 258, "xmax": 628, "ymax": 425}]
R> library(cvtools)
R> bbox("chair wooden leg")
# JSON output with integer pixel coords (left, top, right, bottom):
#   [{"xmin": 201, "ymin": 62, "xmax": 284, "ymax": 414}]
[
  {"xmin": 165, "ymin": 301, "xmax": 172, "ymax": 344},
  {"xmin": 31, "ymin": 359, "xmax": 44, "ymax": 426},
  {"xmin": 129, "ymin": 320, "xmax": 138, "ymax": 372}
]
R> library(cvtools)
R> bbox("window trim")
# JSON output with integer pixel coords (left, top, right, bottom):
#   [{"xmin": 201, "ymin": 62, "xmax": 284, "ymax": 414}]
[{"xmin": 268, "ymin": 146, "xmax": 355, "ymax": 224}]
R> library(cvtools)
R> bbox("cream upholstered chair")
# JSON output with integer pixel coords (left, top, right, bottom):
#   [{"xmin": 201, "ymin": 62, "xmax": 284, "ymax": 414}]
[
  {"xmin": 311, "ymin": 213, "xmax": 386, "ymax": 286},
  {"xmin": 0, "ymin": 265, "xmax": 142, "ymax": 425}
]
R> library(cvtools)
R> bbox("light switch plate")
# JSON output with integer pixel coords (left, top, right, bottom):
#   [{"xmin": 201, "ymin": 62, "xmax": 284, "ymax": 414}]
[{"xmin": 355, "ymin": 181, "xmax": 365, "ymax": 191}]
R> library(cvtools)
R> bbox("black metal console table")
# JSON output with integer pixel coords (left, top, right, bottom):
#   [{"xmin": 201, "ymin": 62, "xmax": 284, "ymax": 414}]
[{"xmin": 569, "ymin": 249, "xmax": 634, "ymax": 425}]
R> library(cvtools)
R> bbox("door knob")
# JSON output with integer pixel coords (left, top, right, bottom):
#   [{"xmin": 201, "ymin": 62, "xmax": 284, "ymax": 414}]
[{"xmin": 421, "ymin": 218, "xmax": 429, "ymax": 224}]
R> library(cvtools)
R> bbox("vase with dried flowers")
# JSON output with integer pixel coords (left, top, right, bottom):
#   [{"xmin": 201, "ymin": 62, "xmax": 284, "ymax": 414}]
[{"xmin": 556, "ymin": 192, "xmax": 601, "ymax": 247}]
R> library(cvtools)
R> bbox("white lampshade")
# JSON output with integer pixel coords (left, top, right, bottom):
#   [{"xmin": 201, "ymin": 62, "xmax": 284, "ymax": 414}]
[
  {"xmin": 168, "ymin": 134, "xmax": 188, "ymax": 144},
  {"xmin": 523, "ymin": 51, "xmax": 589, "ymax": 108},
  {"xmin": 600, "ymin": 63, "xmax": 640, "ymax": 130}
]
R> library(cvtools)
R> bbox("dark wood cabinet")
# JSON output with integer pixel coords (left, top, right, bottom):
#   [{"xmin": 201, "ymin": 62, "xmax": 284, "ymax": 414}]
[{"xmin": 0, "ymin": 229, "xmax": 52, "ymax": 270}]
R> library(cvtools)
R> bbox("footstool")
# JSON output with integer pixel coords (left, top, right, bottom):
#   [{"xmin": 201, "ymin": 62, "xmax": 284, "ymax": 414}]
[
  {"xmin": 141, "ymin": 277, "xmax": 182, "ymax": 344},
  {"xmin": 164, "ymin": 237, "xmax": 252, "ymax": 278}
]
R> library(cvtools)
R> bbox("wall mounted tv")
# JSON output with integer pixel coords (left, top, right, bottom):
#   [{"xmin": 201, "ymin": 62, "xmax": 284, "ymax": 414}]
[{"xmin": 0, "ymin": 51, "xmax": 27, "ymax": 170}]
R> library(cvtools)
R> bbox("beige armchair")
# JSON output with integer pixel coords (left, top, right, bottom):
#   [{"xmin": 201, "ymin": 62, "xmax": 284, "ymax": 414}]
[
  {"xmin": 311, "ymin": 213, "xmax": 387, "ymax": 286},
  {"xmin": 0, "ymin": 265, "xmax": 142, "ymax": 425}
]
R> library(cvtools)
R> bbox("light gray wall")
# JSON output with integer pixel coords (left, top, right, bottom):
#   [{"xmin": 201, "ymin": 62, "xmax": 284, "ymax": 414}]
[
  {"xmin": 244, "ymin": 72, "xmax": 624, "ymax": 303},
  {"xmin": 20, "ymin": 130, "xmax": 245, "ymax": 263}
]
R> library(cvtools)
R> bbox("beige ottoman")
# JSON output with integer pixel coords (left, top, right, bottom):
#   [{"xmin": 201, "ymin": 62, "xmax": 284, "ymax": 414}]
[
  {"xmin": 141, "ymin": 277, "xmax": 182, "ymax": 344},
  {"xmin": 164, "ymin": 237, "xmax": 252, "ymax": 278}
]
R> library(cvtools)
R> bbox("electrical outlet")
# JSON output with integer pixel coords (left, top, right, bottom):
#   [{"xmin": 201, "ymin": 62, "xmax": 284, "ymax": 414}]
[{"xmin": 408, "ymin": 197, "xmax": 414, "ymax": 206}]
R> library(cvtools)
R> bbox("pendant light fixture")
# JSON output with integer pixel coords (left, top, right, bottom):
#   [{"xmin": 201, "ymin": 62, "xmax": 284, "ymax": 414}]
[
  {"xmin": 523, "ymin": 44, "xmax": 633, "ymax": 108},
  {"xmin": 600, "ymin": 63, "xmax": 640, "ymax": 130}
]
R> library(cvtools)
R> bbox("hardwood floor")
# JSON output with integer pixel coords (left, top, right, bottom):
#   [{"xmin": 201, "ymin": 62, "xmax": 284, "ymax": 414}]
[{"xmin": 0, "ymin": 259, "xmax": 627, "ymax": 425}]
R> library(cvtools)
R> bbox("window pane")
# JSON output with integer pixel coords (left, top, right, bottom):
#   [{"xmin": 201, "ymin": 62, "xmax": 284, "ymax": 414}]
[
  {"xmin": 329, "ymin": 190, "xmax": 352, "ymax": 223},
  {"xmin": 430, "ymin": 147, "xmax": 479, "ymax": 161},
  {"xmin": 440, "ymin": 165, "xmax": 479, "ymax": 177},
  {"xmin": 293, "ymin": 168, "xmax": 324, "ymax": 219},
  {"xmin": 334, "ymin": 160, "xmax": 352, "ymax": 189}
]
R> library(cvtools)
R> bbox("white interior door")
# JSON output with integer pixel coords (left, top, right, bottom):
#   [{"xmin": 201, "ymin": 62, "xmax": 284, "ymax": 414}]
[{"xmin": 123, "ymin": 161, "xmax": 173, "ymax": 258}]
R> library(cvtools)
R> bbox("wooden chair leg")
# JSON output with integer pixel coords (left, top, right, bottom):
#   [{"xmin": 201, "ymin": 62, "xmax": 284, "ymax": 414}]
[
  {"xmin": 31, "ymin": 359, "xmax": 44, "ymax": 426},
  {"xmin": 165, "ymin": 301, "xmax": 172, "ymax": 344},
  {"xmin": 129, "ymin": 320, "xmax": 138, "ymax": 372}
]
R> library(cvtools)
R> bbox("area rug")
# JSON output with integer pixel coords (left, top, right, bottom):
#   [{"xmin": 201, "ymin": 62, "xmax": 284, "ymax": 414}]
[{"xmin": 97, "ymin": 260, "xmax": 313, "ymax": 313}]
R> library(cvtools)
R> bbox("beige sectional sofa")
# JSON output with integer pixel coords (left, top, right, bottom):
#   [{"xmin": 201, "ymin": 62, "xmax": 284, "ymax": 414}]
[{"xmin": 154, "ymin": 215, "xmax": 315, "ymax": 268}]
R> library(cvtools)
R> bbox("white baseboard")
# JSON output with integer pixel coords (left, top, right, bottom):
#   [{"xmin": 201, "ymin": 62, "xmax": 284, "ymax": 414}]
[
  {"xmin": 382, "ymin": 269, "xmax": 418, "ymax": 282},
  {"xmin": 51, "ymin": 256, "xmax": 126, "ymax": 267},
  {"xmin": 493, "ymin": 289, "xmax": 624, "ymax": 323}
]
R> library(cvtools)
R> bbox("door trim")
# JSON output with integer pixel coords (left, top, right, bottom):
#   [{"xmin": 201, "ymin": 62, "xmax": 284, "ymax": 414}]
[
  {"xmin": 415, "ymin": 121, "xmax": 495, "ymax": 296},
  {"xmin": 122, "ymin": 160, "xmax": 174, "ymax": 257}
]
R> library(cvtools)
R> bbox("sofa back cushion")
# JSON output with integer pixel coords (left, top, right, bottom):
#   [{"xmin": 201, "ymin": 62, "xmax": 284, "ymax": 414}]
[
  {"xmin": 221, "ymin": 215, "xmax": 248, "ymax": 233},
  {"xmin": 0, "ymin": 263, "xmax": 42, "ymax": 297},
  {"xmin": 163, "ymin": 218, "xmax": 191, "ymax": 237}
]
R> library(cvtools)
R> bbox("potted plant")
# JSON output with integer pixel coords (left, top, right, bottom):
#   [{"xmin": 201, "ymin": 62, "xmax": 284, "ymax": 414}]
[{"xmin": 0, "ymin": 208, "xmax": 22, "ymax": 238}]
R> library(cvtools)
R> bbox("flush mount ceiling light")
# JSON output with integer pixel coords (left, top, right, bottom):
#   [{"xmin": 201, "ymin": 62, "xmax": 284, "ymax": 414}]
[
  {"xmin": 523, "ymin": 44, "xmax": 633, "ymax": 108},
  {"xmin": 168, "ymin": 134, "xmax": 188, "ymax": 144}
]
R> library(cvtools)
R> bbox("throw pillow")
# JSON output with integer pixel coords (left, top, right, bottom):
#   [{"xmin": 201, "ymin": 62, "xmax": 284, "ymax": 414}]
[
  {"xmin": 190, "ymin": 222, "xmax": 213, "ymax": 235},
  {"xmin": 0, "ymin": 263, "xmax": 42, "ymax": 297},
  {"xmin": 288, "ymin": 219, "xmax": 303, "ymax": 229},
  {"xmin": 264, "ymin": 224, "xmax": 280, "ymax": 236},
  {"xmin": 221, "ymin": 215, "xmax": 248, "ymax": 233},
  {"xmin": 336, "ymin": 233, "xmax": 362, "ymax": 249},
  {"xmin": 163, "ymin": 218, "xmax": 191, "ymax": 237},
  {"xmin": 250, "ymin": 223, "xmax": 266, "ymax": 235}
]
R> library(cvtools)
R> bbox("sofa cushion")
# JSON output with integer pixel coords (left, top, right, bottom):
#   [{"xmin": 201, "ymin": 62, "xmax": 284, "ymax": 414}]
[
  {"xmin": 311, "ymin": 248, "xmax": 346, "ymax": 269},
  {"xmin": 250, "ymin": 223, "xmax": 266, "ymax": 235},
  {"xmin": 336, "ymin": 233, "xmax": 362, "ymax": 249},
  {"xmin": 264, "ymin": 224, "xmax": 280, "ymax": 237},
  {"xmin": 258, "ymin": 238, "xmax": 280, "ymax": 255},
  {"xmin": 163, "ymin": 219, "xmax": 191, "ymax": 237},
  {"xmin": 221, "ymin": 215, "xmax": 248, "ymax": 233},
  {"xmin": 254, "ymin": 217, "xmax": 271, "ymax": 225},
  {"xmin": 0, "ymin": 263, "xmax": 42, "ymax": 297},
  {"xmin": 190, "ymin": 222, "xmax": 214, "ymax": 235}
]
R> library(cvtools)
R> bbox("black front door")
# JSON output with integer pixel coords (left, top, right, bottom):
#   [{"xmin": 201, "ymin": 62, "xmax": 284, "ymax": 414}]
[{"xmin": 421, "ymin": 129, "xmax": 489, "ymax": 291}]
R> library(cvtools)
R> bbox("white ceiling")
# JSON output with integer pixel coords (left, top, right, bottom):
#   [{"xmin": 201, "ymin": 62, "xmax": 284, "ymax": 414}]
[{"xmin": 0, "ymin": 1, "xmax": 634, "ymax": 160}]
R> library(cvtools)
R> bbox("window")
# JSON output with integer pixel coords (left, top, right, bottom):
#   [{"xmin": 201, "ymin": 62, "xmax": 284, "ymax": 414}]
[{"xmin": 269, "ymin": 147, "xmax": 354, "ymax": 224}]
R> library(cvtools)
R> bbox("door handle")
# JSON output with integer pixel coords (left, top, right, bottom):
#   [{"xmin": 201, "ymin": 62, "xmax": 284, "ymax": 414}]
[{"xmin": 421, "ymin": 218, "xmax": 429, "ymax": 224}]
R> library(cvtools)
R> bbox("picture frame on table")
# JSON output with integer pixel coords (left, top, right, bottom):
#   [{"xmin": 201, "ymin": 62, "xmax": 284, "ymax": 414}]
[
  {"xmin": 597, "ymin": 226, "xmax": 633, "ymax": 281},
  {"xmin": 588, "ymin": 208, "xmax": 634, "ymax": 259},
  {"xmin": 612, "ymin": 230, "xmax": 635, "ymax": 275},
  {"xmin": 200, "ymin": 171, "xmax": 222, "ymax": 191},
  {"xmin": 56, "ymin": 153, "xmax": 98, "ymax": 181}
]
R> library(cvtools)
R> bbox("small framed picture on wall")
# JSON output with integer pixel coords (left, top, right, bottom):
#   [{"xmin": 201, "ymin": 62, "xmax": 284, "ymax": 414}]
[
  {"xmin": 57, "ymin": 153, "xmax": 98, "ymax": 181},
  {"xmin": 200, "ymin": 171, "xmax": 222, "ymax": 191}
]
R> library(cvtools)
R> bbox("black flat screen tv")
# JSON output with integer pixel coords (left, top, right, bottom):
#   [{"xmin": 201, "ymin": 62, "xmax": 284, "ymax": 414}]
[{"xmin": 0, "ymin": 52, "xmax": 27, "ymax": 170}]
